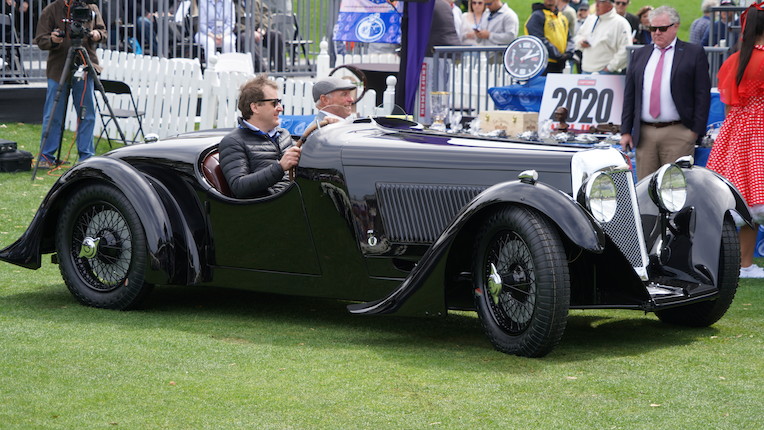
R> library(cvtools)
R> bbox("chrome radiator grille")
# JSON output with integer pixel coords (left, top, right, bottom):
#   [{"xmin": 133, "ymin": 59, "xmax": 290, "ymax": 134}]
[
  {"xmin": 601, "ymin": 171, "xmax": 649, "ymax": 269},
  {"xmin": 377, "ymin": 184, "xmax": 486, "ymax": 243}
]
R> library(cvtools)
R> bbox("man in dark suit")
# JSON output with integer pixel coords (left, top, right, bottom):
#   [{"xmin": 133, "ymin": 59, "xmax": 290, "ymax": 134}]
[{"xmin": 620, "ymin": 6, "xmax": 711, "ymax": 180}]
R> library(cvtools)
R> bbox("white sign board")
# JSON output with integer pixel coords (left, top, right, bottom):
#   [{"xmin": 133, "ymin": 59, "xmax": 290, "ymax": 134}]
[{"xmin": 539, "ymin": 74, "xmax": 625, "ymax": 133}]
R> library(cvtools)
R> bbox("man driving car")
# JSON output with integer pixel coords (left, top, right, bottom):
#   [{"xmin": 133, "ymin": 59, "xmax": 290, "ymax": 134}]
[{"xmin": 219, "ymin": 75, "xmax": 301, "ymax": 199}]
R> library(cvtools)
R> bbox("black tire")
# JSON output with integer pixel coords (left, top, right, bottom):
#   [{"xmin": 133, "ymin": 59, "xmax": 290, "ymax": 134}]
[
  {"xmin": 472, "ymin": 206, "xmax": 570, "ymax": 357},
  {"xmin": 55, "ymin": 183, "xmax": 152, "ymax": 310},
  {"xmin": 655, "ymin": 215, "xmax": 740, "ymax": 327}
]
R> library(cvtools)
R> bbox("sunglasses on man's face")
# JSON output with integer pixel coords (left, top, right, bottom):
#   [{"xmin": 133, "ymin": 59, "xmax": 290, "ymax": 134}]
[
  {"xmin": 615, "ymin": 1, "xmax": 628, "ymax": 5},
  {"xmin": 256, "ymin": 98, "xmax": 282, "ymax": 107},
  {"xmin": 649, "ymin": 23, "xmax": 676, "ymax": 33}
]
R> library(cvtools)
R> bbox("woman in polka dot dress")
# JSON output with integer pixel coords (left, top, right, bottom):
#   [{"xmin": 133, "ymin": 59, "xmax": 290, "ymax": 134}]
[{"xmin": 707, "ymin": 3, "xmax": 764, "ymax": 278}]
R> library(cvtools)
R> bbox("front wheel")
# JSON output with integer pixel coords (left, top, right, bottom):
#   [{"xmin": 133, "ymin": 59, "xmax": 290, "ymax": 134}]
[
  {"xmin": 55, "ymin": 183, "xmax": 153, "ymax": 310},
  {"xmin": 655, "ymin": 214, "xmax": 740, "ymax": 326},
  {"xmin": 472, "ymin": 206, "xmax": 570, "ymax": 357}
]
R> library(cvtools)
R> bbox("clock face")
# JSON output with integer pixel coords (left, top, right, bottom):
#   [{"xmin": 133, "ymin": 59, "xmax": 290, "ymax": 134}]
[{"xmin": 503, "ymin": 36, "xmax": 548, "ymax": 81}]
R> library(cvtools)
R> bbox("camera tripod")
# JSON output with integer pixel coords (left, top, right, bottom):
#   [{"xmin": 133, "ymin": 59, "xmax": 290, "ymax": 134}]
[{"xmin": 32, "ymin": 37, "xmax": 125, "ymax": 179}]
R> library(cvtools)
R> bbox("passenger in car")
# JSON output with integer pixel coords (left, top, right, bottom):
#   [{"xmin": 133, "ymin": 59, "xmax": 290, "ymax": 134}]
[
  {"xmin": 313, "ymin": 76, "xmax": 357, "ymax": 121},
  {"xmin": 219, "ymin": 75, "xmax": 301, "ymax": 198}
]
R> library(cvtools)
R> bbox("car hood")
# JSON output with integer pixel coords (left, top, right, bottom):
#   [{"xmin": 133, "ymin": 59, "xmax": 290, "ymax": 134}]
[{"xmin": 305, "ymin": 118, "xmax": 585, "ymax": 194}]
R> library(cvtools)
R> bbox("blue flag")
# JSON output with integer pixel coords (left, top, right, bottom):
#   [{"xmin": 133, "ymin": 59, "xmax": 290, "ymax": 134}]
[{"xmin": 334, "ymin": 0, "xmax": 403, "ymax": 44}]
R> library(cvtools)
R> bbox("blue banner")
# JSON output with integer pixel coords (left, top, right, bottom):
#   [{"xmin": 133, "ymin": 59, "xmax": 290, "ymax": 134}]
[
  {"xmin": 334, "ymin": 0, "xmax": 403, "ymax": 44},
  {"xmin": 280, "ymin": 115, "xmax": 315, "ymax": 136}
]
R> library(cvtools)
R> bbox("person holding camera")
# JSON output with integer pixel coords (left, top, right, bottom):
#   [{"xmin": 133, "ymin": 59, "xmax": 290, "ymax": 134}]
[{"xmin": 34, "ymin": 0, "xmax": 106, "ymax": 167}]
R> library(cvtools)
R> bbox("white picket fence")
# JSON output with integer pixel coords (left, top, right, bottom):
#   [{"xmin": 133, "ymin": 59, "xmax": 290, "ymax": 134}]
[{"xmin": 64, "ymin": 48, "xmax": 399, "ymax": 142}]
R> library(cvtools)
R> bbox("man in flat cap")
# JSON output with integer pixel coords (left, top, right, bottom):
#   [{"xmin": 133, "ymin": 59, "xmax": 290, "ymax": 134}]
[{"xmin": 313, "ymin": 76, "xmax": 357, "ymax": 122}]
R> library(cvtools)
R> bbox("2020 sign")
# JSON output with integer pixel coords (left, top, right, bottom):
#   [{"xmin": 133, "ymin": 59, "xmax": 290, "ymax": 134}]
[{"xmin": 539, "ymin": 75, "xmax": 625, "ymax": 132}]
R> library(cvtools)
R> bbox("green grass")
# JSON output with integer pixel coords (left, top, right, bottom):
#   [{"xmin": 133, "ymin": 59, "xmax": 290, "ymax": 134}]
[{"xmin": 1, "ymin": 123, "xmax": 763, "ymax": 429}]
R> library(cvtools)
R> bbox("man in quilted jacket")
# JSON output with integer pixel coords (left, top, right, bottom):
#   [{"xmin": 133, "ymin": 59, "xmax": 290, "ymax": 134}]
[{"xmin": 219, "ymin": 75, "xmax": 300, "ymax": 198}]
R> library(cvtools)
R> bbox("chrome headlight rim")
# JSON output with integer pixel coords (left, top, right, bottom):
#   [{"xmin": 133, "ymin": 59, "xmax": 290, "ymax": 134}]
[
  {"xmin": 585, "ymin": 171, "xmax": 618, "ymax": 223},
  {"xmin": 650, "ymin": 163, "xmax": 687, "ymax": 213}
]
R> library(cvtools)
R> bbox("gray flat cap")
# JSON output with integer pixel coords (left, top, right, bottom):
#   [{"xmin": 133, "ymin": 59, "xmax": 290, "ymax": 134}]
[{"xmin": 313, "ymin": 76, "xmax": 357, "ymax": 102}]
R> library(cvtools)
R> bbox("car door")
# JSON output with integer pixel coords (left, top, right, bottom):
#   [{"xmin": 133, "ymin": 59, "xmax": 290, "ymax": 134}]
[{"xmin": 206, "ymin": 183, "xmax": 321, "ymax": 274}]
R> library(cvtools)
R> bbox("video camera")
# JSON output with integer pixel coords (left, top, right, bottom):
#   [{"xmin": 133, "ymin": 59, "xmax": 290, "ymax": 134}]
[{"xmin": 61, "ymin": 0, "xmax": 98, "ymax": 40}]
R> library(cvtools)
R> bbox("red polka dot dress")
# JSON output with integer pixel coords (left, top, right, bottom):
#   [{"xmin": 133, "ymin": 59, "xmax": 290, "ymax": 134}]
[{"xmin": 707, "ymin": 46, "xmax": 764, "ymax": 211}]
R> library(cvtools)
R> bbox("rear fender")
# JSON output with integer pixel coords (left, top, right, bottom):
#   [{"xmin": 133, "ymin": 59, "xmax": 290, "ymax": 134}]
[
  {"xmin": 1, "ymin": 158, "xmax": 197, "ymax": 284},
  {"xmin": 348, "ymin": 180, "xmax": 605, "ymax": 316}
]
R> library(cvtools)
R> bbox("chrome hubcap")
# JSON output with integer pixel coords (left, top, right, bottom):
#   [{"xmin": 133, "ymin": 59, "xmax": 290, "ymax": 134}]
[{"xmin": 78, "ymin": 236, "xmax": 101, "ymax": 259}]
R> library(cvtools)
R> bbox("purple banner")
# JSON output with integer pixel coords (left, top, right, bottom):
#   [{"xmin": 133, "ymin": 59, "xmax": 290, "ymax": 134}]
[{"xmin": 404, "ymin": 0, "xmax": 435, "ymax": 113}]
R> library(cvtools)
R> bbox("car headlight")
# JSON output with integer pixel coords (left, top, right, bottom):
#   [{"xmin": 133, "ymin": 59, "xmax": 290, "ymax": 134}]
[
  {"xmin": 585, "ymin": 172, "xmax": 618, "ymax": 223},
  {"xmin": 650, "ymin": 164, "xmax": 687, "ymax": 213}
]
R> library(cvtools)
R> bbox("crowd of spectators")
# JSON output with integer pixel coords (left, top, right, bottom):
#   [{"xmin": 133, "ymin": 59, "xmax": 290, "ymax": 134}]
[
  {"xmin": 2, "ymin": 0, "xmax": 293, "ymax": 70},
  {"xmin": 1, "ymin": 0, "xmax": 753, "ymax": 74},
  {"xmin": 424, "ymin": 0, "xmax": 747, "ymax": 77}
]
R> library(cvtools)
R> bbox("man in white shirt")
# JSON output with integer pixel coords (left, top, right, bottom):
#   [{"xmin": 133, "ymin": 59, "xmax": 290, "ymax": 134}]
[
  {"xmin": 475, "ymin": 0, "xmax": 519, "ymax": 45},
  {"xmin": 195, "ymin": 0, "xmax": 237, "ymax": 65},
  {"xmin": 574, "ymin": 0, "xmax": 632, "ymax": 73}
]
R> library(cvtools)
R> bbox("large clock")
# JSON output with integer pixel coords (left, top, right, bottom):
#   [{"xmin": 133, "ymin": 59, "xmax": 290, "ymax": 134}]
[{"xmin": 503, "ymin": 36, "xmax": 548, "ymax": 81}]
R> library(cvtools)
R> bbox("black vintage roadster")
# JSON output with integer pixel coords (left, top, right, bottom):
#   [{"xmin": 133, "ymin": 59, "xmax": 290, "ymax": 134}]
[{"xmin": 0, "ymin": 118, "xmax": 751, "ymax": 357}]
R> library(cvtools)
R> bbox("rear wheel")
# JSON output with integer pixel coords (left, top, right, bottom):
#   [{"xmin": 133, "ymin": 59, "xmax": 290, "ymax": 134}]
[
  {"xmin": 472, "ymin": 206, "xmax": 570, "ymax": 357},
  {"xmin": 55, "ymin": 184, "xmax": 152, "ymax": 310},
  {"xmin": 655, "ymin": 214, "xmax": 739, "ymax": 326}
]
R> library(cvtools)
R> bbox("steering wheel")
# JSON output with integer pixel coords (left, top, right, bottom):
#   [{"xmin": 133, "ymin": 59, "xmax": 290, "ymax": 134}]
[
  {"xmin": 289, "ymin": 119, "xmax": 334, "ymax": 181},
  {"xmin": 328, "ymin": 64, "xmax": 369, "ymax": 106}
]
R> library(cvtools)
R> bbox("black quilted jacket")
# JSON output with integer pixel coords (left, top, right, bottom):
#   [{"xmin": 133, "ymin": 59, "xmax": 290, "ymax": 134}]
[{"xmin": 219, "ymin": 120, "xmax": 294, "ymax": 199}]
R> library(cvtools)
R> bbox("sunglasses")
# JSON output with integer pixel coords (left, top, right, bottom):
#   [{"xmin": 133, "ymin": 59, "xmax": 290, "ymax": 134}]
[
  {"xmin": 615, "ymin": 1, "xmax": 628, "ymax": 5},
  {"xmin": 648, "ymin": 23, "xmax": 676, "ymax": 33},
  {"xmin": 256, "ymin": 98, "xmax": 282, "ymax": 107}
]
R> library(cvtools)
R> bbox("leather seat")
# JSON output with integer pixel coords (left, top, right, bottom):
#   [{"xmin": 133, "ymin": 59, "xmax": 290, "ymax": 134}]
[{"xmin": 202, "ymin": 151, "xmax": 233, "ymax": 197}]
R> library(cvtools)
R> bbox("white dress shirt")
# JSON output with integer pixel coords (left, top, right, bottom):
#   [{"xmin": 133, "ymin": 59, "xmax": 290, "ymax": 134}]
[{"xmin": 641, "ymin": 38, "xmax": 681, "ymax": 123}]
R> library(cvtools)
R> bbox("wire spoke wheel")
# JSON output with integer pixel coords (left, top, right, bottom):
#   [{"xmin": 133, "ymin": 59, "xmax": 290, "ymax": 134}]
[
  {"xmin": 56, "ymin": 184, "xmax": 152, "ymax": 310},
  {"xmin": 486, "ymin": 230, "xmax": 537, "ymax": 335},
  {"xmin": 72, "ymin": 205, "xmax": 133, "ymax": 291},
  {"xmin": 473, "ymin": 206, "xmax": 570, "ymax": 357}
]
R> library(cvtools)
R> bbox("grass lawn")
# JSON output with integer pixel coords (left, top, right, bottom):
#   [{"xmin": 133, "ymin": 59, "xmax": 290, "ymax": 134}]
[{"xmin": 1, "ymin": 123, "xmax": 763, "ymax": 429}]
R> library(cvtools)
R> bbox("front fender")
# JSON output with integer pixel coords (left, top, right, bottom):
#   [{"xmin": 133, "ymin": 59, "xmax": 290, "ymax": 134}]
[
  {"xmin": 348, "ymin": 180, "xmax": 605, "ymax": 316},
  {"xmin": 0, "ymin": 158, "xmax": 182, "ymax": 284},
  {"xmin": 637, "ymin": 165, "xmax": 751, "ymax": 286}
]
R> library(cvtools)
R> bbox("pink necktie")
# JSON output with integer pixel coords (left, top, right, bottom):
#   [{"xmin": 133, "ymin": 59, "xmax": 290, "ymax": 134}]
[{"xmin": 649, "ymin": 46, "xmax": 672, "ymax": 119}]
